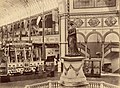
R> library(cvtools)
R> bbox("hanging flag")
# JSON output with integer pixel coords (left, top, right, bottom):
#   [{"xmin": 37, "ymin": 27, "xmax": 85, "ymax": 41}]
[
  {"xmin": 2, "ymin": 26, "xmax": 7, "ymax": 39},
  {"xmin": 7, "ymin": 25, "xmax": 10, "ymax": 32},
  {"xmin": 52, "ymin": 10, "xmax": 58, "ymax": 23},
  {"xmin": 36, "ymin": 16, "xmax": 41, "ymax": 25},
  {"xmin": 24, "ymin": 20, "xmax": 28, "ymax": 31},
  {"xmin": 1, "ymin": 27, "xmax": 3, "ymax": 37},
  {"xmin": 4, "ymin": 25, "xmax": 8, "ymax": 37},
  {"xmin": 2, "ymin": 26, "xmax": 6, "ymax": 34}
]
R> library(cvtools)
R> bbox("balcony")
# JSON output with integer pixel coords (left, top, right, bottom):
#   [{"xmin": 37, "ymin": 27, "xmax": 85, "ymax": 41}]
[
  {"xmin": 21, "ymin": 35, "xmax": 59, "ymax": 44},
  {"xmin": 7, "ymin": 27, "xmax": 59, "ymax": 44},
  {"xmin": 104, "ymin": 42, "xmax": 119, "ymax": 58},
  {"xmin": 25, "ymin": 80, "xmax": 119, "ymax": 88}
]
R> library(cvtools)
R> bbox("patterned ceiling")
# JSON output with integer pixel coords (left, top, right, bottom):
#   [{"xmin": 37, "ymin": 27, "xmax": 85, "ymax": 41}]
[{"xmin": 0, "ymin": 0, "xmax": 58, "ymax": 26}]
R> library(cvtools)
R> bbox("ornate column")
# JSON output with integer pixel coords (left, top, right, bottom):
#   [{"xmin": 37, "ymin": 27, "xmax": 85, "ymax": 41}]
[{"xmin": 58, "ymin": 0, "xmax": 67, "ymax": 57}]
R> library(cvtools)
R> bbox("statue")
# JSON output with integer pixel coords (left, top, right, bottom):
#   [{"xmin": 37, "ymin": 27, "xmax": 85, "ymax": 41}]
[
  {"xmin": 60, "ymin": 21, "xmax": 88, "ymax": 86},
  {"xmin": 67, "ymin": 21, "xmax": 80, "ymax": 56}
]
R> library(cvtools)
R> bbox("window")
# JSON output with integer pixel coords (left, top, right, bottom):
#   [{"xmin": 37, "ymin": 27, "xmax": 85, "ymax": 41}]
[{"xmin": 83, "ymin": 60, "xmax": 101, "ymax": 77}]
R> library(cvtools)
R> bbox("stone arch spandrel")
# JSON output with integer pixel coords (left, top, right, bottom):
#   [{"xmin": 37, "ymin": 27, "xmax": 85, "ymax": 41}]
[
  {"xmin": 104, "ymin": 31, "xmax": 120, "ymax": 42},
  {"xmin": 86, "ymin": 31, "xmax": 103, "ymax": 42},
  {"xmin": 77, "ymin": 32, "xmax": 85, "ymax": 42}
]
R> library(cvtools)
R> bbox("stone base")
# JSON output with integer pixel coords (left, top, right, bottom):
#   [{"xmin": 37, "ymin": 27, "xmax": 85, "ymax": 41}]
[
  {"xmin": 59, "ymin": 84, "xmax": 89, "ymax": 88},
  {"xmin": 60, "ymin": 81, "xmax": 88, "ymax": 87},
  {"xmin": 60, "ymin": 56, "xmax": 88, "ymax": 87}
]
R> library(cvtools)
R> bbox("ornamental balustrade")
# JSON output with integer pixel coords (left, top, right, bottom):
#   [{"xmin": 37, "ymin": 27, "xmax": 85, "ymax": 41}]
[{"xmin": 25, "ymin": 80, "xmax": 119, "ymax": 88}]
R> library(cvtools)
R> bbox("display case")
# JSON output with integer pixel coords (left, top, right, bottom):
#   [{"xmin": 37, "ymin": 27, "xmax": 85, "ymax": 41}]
[{"xmin": 83, "ymin": 59, "xmax": 101, "ymax": 77}]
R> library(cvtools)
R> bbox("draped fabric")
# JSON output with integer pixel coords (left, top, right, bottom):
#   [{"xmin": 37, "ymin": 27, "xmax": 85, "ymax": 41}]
[{"xmin": 63, "ymin": 64, "xmax": 83, "ymax": 76}]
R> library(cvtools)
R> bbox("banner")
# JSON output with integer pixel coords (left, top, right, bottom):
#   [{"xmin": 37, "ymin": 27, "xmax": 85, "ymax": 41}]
[{"xmin": 37, "ymin": 16, "xmax": 41, "ymax": 25}]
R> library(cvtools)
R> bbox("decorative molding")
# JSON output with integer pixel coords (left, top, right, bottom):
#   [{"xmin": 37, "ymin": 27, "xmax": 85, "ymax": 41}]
[
  {"xmin": 73, "ymin": 18, "xmax": 84, "ymax": 28},
  {"xmin": 88, "ymin": 17, "xmax": 100, "ymax": 27},
  {"xmin": 105, "ymin": 16, "xmax": 117, "ymax": 27},
  {"xmin": 69, "ymin": 10, "xmax": 118, "ymax": 16},
  {"xmin": 70, "ymin": 14, "xmax": 118, "ymax": 29}
]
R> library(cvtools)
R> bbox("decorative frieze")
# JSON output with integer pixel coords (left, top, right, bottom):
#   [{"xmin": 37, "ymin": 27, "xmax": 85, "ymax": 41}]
[
  {"xmin": 70, "ymin": 15, "xmax": 118, "ymax": 29},
  {"xmin": 104, "ymin": 16, "xmax": 117, "ymax": 27},
  {"xmin": 88, "ymin": 17, "xmax": 100, "ymax": 27},
  {"xmin": 73, "ymin": 18, "xmax": 84, "ymax": 27}
]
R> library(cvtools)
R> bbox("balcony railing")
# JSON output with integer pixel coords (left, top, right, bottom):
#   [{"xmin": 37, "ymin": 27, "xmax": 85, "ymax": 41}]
[
  {"xmin": 25, "ymin": 80, "xmax": 119, "ymax": 88},
  {"xmin": 104, "ymin": 42, "xmax": 119, "ymax": 53},
  {"xmin": 77, "ymin": 42, "xmax": 90, "ymax": 55}
]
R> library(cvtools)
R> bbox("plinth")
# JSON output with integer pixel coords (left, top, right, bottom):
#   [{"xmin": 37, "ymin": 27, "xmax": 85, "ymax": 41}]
[{"xmin": 60, "ymin": 56, "xmax": 88, "ymax": 87}]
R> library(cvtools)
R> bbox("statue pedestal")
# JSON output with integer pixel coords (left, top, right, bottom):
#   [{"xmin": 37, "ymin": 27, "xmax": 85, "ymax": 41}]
[{"xmin": 60, "ymin": 56, "xmax": 88, "ymax": 87}]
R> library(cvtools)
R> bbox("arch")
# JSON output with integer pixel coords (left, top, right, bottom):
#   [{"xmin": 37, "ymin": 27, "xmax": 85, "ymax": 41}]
[
  {"xmin": 77, "ymin": 32, "xmax": 85, "ymax": 42},
  {"xmin": 86, "ymin": 31, "xmax": 103, "ymax": 42},
  {"xmin": 104, "ymin": 31, "xmax": 120, "ymax": 41}
]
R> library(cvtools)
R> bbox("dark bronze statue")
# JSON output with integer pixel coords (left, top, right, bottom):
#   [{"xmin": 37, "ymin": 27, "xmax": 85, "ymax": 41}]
[{"xmin": 67, "ymin": 21, "xmax": 80, "ymax": 56}]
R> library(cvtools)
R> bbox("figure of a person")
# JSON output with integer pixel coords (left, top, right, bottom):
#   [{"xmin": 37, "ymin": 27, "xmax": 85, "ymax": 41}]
[{"xmin": 67, "ymin": 21, "xmax": 80, "ymax": 56}]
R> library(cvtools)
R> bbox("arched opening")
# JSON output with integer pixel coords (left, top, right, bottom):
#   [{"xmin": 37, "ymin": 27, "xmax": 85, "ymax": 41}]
[
  {"xmin": 104, "ymin": 33, "xmax": 119, "ymax": 42},
  {"xmin": 87, "ymin": 33, "xmax": 102, "ymax": 58},
  {"xmin": 104, "ymin": 33, "xmax": 119, "ymax": 54},
  {"xmin": 103, "ymin": 33, "xmax": 119, "ymax": 73}
]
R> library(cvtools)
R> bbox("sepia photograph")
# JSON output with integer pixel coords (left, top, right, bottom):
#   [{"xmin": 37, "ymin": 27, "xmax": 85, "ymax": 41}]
[{"xmin": 0, "ymin": 0, "xmax": 120, "ymax": 88}]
